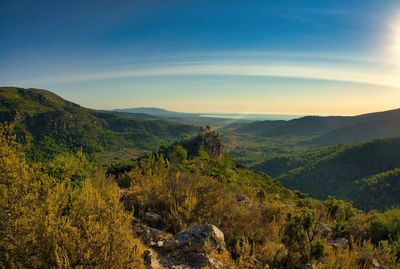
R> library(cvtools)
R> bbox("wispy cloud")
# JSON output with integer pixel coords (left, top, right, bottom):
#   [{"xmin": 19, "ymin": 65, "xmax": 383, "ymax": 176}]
[{"xmin": 18, "ymin": 59, "xmax": 400, "ymax": 89}]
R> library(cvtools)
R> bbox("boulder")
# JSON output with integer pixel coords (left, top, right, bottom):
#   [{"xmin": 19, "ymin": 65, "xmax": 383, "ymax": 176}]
[
  {"xmin": 163, "ymin": 240, "xmax": 180, "ymax": 251},
  {"xmin": 236, "ymin": 195, "xmax": 251, "ymax": 206},
  {"xmin": 143, "ymin": 212, "xmax": 163, "ymax": 228},
  {"xmin": 175, "ymin": 224, "xmax": 226, "ymax": 253},
  {"xmin": 135, "ymin": 223, "xmax": 228, "ymax": 268},
  {"xmin": 133, "ymin": 223, "xmax": 172, "ymax": 246},
  {"xmin": 330, "ymin": 237, "xmax": 349, "ymax": 249}
]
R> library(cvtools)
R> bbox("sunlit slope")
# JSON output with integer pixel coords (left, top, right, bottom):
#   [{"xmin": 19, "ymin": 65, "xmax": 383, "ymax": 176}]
[{"xmin": 0, "ymin": 87, "xmax": 197, "ymax": 161}]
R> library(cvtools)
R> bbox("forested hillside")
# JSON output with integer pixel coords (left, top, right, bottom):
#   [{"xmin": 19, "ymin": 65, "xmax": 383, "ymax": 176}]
[
  {"xmin": 312, "ymin": 117, "xmax": 400, "ymax": 145},
  {"xmin": 255, "ymin": 137, "xmax": 400, "ymax": 210},
  {"xmin": 354, "ymin": 168, "xmax": 400, "ymax": 211},
  {"xmin": 0, "ymin": 87, "xmax": 197, "ymax": 161},
  {"xmin": 251, "ymin": 144, "xmax": 345, "ymax": 178},
  {"xmin": 114, "ymin": 107, "xmax": 253, "ymax": 129},
  {"xmin": 234, "ymin": 108, "xmax": 400, "ymax": 145}
]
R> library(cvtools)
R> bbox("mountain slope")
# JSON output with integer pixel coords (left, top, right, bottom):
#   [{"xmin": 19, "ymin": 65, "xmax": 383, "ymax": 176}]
[
  {"xmin": 0, "ymin": 87, "xmax": 197, "ymax": 161},
  {"xmin": 102, "ymin": 110, "xmax": 162, "ymax": 120},
  {"xmin": 312, "ymin": 117, "xmax": 400, "ymax": 145},
  {"xmin": 235, "ymin": 115, "xmax": 351, "ymax": 137},
  {"xmin": 234, "ymin": 120, "xmax": 286, "ymax": 135},
  {"xmin": 276, "ymin": 137, "xmax": 400, "ymax": 210},
  {"xmin": 353, "ymin": 168, "xmax": 400, "ymax": 211},
  {"xmin": 114, "ymin": 107, "xmax": 179, "ymax": 116},
  {"xmin": 235, "ymin": 108, "xmax": 400, "ymax": 144},
  {"xmin": 251, "ymin": 144, "xmax": 345, "ymax": 178},
  {"xmin": 114, "ymin": 107, "xmax": 254, "ymax": 129}
]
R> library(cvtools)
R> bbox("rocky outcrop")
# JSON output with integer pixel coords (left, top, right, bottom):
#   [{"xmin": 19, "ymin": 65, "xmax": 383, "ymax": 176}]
[
  {"xmin": 133, "ymin": 223, "xmax": 229, "ymax": 269},
  {"xmin": 133, "ymin": 223, "xmax": 173, "ymax": 247},
  {"xmin": 183, "ymin": 127, "xmax": 224, "ymax": 159},
  {"xmin": 175, "ymin": 224, "xmax": 226, "ymax": 253}
]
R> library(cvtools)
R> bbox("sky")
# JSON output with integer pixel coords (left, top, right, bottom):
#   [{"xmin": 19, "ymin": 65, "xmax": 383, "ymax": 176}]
[{"xmin": 1, "ymin": 0, "xmax": 400, "ymax": 115}]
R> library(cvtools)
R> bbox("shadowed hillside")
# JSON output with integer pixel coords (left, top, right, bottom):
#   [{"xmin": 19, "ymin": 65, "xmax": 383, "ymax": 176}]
[
  {"xmin": 274, "ymin": 137, "xmax": 400, "ymax": 210},
  {"xmin": 312, "ymin": 117, "xmax": 400, "ymax": 145},
  {"xmin": 235, "ymin": 108, "xmax": 400, "ymax": 145}
]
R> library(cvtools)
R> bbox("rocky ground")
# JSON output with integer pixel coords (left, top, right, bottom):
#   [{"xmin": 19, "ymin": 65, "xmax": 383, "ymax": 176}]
[{"xmin": 134, "ymin": 214, "xmax": 229, "ymax": 269}]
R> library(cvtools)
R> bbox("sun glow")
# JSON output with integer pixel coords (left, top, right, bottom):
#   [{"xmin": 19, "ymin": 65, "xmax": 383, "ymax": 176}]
[
  {"xmin": 395, "ymin": 27, "xmax": 400, "ymax": 57},
  {"xmin": 391, "ymin": 18, "xmax": 400, "ymax": 64},
  {"xmin": 387, "ymin": 16, "xmax": 400, "ymax": 88}
]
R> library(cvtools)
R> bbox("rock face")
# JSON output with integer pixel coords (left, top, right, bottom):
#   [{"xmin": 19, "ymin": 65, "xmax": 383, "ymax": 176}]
[
  {"xmin": 184, "ymin": 127, "xmax": 224, "ymax": 159},
  {"xmin": 133, "ymin": 223, "xmax": 228, "ymax": 269}
]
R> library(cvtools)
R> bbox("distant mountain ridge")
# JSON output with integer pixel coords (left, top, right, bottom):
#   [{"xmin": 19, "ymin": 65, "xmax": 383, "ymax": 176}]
[
  {"xmin": 235, "ymin": 108, "xmax": 400, "ymax": 145},
  {"xmin": 113, "ymin": 107, "xmax": 254, "ymax": 129},
  {"xmin": 114, "ymin": 107, "xmax": 179, "ymax": 116},
  {"xmin": 0, "ymin": 87, "xmax": 198, "ymax": 161},
  {"xmin": 103, "ymin": 110, "xmax": 162, "ymax": 120}
]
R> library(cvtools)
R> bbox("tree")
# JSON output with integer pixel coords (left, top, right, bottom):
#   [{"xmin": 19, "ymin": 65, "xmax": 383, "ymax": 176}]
[
  {"xmin": 282, "ymin": 209, "xmax": 325, "ymax": 263},
  {"xmin": 170, "ymin": 145, "xmax": 187, "ymax": 164}
]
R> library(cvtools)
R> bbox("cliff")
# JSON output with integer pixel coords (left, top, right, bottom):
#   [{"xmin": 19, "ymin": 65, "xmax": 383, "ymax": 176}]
[{"xmin": 183, "ymin": 126, "xmax": 224, "ymax": 159}]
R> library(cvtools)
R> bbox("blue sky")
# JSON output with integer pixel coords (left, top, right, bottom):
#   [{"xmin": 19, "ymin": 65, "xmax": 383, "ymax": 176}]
[{"xmin": 1, "ymin": 0, "xmax": 400, "ymax": 115}]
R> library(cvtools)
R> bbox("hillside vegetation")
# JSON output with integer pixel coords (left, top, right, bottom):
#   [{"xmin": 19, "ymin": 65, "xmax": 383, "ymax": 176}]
[
  {"xmin": 251, "ymin": 144, "xmax": 345, "ymax": 178},
  {"xmin": 234, "ymin": 108, "xmax": 400, "ymax": 145},
  {"xmin": 1, "ymin": 123, "xmax": 400, "ymax": 268},
  {"xmin": 254, "ymin": 137, "xmax": 400, "ymax": 211},
  {"xmin": 0, "ymin": 87, "xmax": 197, "ymax": 161},
  {"xmin": 313, "ymin": 117, "xmax": 400, "ymax": 145},
  {"xmin": 114, "ymin": 107, "xmax": 253, "ymax": 129}
]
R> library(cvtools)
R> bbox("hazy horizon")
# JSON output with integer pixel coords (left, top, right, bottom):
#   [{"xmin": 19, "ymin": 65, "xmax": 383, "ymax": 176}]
[{"xmin": 111, "ymin": 105, "xmax": 400, "ymax": 118}]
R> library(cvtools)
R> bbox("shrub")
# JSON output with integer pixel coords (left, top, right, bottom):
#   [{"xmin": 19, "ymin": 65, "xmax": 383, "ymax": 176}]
[{"xmin": 0, "ymin": 124, "xmax": 145, "ymax": 268}]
